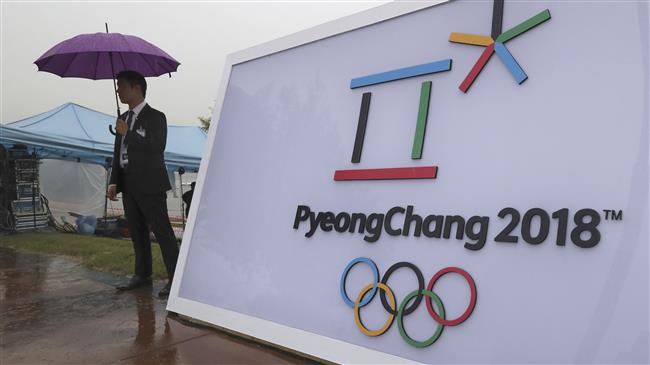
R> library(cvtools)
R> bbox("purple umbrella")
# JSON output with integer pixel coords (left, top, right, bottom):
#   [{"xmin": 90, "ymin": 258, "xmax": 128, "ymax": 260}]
[
  {"xmin": 34, "ymin": 24, "xmax": 180, "ymax": 132},
  {"xmin": 34, "ymin": 32, "xmax": 180, "ymax": 80}
]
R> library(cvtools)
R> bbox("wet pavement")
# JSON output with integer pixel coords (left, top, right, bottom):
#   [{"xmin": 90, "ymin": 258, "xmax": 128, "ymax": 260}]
[{"xmin": 0, "ymin": 247, "xmax": 317, "ymax": 365}]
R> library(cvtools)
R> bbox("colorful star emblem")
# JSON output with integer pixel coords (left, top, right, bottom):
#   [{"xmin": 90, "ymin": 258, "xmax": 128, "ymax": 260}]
[{"xmin": 450, "ymin": 0, "xmax": 551, "ymax": 92}]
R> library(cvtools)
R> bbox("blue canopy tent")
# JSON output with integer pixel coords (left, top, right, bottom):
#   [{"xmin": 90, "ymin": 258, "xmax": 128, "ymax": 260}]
[
  {"xmin": 1, "ymin": 103, "xmax": 206, "ymax": 227},
  {"xmin": 1, "ymin": 102, "xmax": 205, "ymax": 171}
]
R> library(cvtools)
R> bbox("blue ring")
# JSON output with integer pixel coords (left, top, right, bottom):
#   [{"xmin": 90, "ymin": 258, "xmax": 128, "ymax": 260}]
[{"xmin": 340, "ymin": 257, "xmax": 380, "ymax": 308}]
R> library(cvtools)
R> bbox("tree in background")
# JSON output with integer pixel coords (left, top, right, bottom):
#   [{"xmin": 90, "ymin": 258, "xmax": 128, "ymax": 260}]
[
  {"xmin": 198, "ymin": 115, "xmax": 210, "ymax": 132},
  {"xmin": 198, "ymin": 106, "xmax": 213, "ymax": 132}
]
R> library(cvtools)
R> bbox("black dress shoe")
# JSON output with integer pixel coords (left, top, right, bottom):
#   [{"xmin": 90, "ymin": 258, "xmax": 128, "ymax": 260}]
[
  {"xmin": 116, "ymin": 276, "xmax": 152, "ymax": 291},
  {"xmin": 158, "ymin": 281, "xmax": 172, "ymax": 298}
]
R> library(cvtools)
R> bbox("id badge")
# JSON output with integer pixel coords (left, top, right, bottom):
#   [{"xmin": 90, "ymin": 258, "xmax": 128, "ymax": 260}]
[{"xmin": 122, "ymin": 153, "xmax": 128, "ymax": 164}]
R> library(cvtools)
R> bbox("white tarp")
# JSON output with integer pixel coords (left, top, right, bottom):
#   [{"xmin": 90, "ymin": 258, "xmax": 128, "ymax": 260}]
[{"xmin": 39, "ymin": 159, "xmax": 197, "ymax": 223}]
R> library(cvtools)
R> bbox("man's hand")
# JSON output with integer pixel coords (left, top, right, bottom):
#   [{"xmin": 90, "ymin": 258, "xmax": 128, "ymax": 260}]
[
  {"xmin": 107, "ymin": 185, "xmax": 118, "ymax": 201},
  {"xmin": 116, "ymin": 119, "xmax": 128, "ymax": 136}
]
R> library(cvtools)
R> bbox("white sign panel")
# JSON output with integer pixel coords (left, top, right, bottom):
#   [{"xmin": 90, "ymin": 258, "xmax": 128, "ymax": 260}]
[{"xmin": 169, "ymin": 1, "xmax": 649, "ymax": 363}]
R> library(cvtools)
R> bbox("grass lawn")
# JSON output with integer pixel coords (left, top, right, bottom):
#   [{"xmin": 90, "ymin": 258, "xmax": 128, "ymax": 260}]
[{"xmin": 0, "ymin": 231, "xmax": 169, "ymax": 280}]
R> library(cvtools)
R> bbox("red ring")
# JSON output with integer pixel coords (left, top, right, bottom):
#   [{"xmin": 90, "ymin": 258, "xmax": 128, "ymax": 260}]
[{"xmin": 425, "ymin": 267, "xmax": 477, "ymax": 326}]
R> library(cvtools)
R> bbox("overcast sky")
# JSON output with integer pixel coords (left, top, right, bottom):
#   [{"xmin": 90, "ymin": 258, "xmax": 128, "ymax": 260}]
[{"xmin": 1, "ymin": 1, "xmax": 386, "ymax": 126}]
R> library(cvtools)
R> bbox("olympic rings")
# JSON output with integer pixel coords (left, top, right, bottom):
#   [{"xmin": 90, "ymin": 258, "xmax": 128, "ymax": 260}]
[
  {"xmin": 354, "ymin": 283, "xmax": 395, "ymax": 336},
  {"xmin": 397, "ymin": 289, "xmax": 445, "ymax": 348},
  {"xmin": 340, "ymin": 257, "xmax": 477, "ymax": 348},
  {"xmin": 340, "ymin": 257, "xmax": 379, "ymax": 308},
  {"xmin": 380, "ymin": 262, "xmax": 424, "ymax": 315},
  {"xmin": 425, "ymin": 266, "xmax": 477, "ymax": 326}
]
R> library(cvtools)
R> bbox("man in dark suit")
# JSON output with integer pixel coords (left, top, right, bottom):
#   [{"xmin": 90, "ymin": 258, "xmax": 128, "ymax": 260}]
[
  {"xmin": 182, "ymin": 181, "xmax": 195, "ymax": 218},
  {"xmin": 107, "ymin": 70, "xmax": 179, "ymax": 298}
]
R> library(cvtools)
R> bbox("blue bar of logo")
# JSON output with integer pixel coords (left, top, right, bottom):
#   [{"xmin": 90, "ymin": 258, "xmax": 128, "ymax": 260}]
[
  {"xmin": 493, "ymin": 42, "xmax": 528, "ymax": 84},
  {"xmin": 350, "ymin": 59, "xmax": 452, "ymax": 89}
]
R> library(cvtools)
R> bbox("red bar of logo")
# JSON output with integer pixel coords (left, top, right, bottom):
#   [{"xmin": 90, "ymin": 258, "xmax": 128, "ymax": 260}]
[{"xmin": 334, "ymin": 166, "xmax": 438, "ymax": 181}]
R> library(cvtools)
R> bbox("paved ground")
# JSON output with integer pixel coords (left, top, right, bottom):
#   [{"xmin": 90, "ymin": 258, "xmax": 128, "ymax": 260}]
[{"xmin": 0, "ymin": 246, "xmax": 316, "ymax": 365}]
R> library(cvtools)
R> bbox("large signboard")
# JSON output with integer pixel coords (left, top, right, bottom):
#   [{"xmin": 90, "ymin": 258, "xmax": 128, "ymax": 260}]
[{"xmin": 168, "ymin": 1, "xmax": 649, "ymax": 363}]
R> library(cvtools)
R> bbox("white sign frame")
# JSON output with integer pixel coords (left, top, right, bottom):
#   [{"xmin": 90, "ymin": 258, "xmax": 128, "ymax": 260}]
[
  {"xmin": 167, "ymin": 1, "xmax": 650, "ymax": 363},
  {"xmin": 168, "ymin": 2, "xmax": 446, "ymax": 363}
]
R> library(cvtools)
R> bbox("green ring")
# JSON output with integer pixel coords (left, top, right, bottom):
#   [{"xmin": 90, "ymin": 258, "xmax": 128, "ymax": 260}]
[{"xmin": 396, "ymin": 289, "xmax": 446, "ymax": 348}]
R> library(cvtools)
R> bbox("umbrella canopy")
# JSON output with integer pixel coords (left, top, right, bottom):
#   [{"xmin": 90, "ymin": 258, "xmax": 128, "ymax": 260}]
[{"xmin": 34, "ymin": 32, "xmax": 180, "ymax": 79}]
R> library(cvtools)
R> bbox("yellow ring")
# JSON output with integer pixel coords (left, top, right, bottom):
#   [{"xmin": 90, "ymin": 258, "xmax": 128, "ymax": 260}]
[{"xmin": 354, "ymin": 283, "xmax": 395, "ymax": 336}]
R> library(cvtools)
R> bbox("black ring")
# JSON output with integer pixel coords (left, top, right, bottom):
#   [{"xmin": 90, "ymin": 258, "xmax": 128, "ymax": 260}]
[{"xmin": 380, "ymin": 262, "xmax": 424, "ymax": 315}]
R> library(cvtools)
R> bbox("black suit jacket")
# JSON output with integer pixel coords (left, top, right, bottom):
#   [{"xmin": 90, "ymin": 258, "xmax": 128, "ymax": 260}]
[{"xmin": 109, "ymin": 104, "xmax": 172, "ymax": 194}]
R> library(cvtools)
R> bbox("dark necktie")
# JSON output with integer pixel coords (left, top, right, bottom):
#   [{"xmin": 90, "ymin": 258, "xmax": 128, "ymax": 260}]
[
  {"xmin": 126, "ymin": 110, "xmax": 134, "ymax": 128},
  {"xmin": 123, "ymin": 111, "xmax": 134, "ymax": 145}
]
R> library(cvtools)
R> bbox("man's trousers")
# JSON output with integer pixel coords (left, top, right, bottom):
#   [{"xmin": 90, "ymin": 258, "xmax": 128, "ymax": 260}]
[{"xmin": 122, "ymin": 190, "xmax": 179, "ymax": 280}]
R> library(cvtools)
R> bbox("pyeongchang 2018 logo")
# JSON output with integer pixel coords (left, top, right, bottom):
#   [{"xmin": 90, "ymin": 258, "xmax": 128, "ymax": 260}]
[
  {"xmin": 334, "ymin": 0, "xmax": 551, "ymax": 181},
  {"xmin": 290, "ymin": 0, "xmax": 624, "ymax": 349},
  {"xmin": 340, "ymin": 258, "xmax": 477, "ymax": 348},
  {"xmin": 293, "ymin": 2, "xmax": 615, "ymax": 251},
  {"xmin": 324, "ymin": 1, "xmax": 556, "ymax": 349}
]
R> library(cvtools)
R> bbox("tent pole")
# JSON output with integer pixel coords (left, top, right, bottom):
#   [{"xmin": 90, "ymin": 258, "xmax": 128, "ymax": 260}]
[
  {"xmin": 32, "ymin": 149, "xmax": 37, "ymax": 229},
  {"xmin": 178, "ymin": 168, "xmax": 185, "ymax": 230},
  {"xmin": 104, "ymin": 158, "xmax": 111, "ymax": 229}
]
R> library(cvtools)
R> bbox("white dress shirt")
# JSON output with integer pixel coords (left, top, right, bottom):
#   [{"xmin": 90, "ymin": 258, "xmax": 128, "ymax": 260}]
[
  {"xmin": 109, "ymin": 100, "xmax": 146, "ymax": 191},
  {"xmin": 119, "ymin": 100, "xmax": 147, "ymax": 168}
]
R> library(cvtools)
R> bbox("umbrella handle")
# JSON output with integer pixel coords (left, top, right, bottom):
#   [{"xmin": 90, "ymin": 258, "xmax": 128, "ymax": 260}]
[{"xmin": 109, "ymin": 125, "xmax": 117, "ymax": 136}]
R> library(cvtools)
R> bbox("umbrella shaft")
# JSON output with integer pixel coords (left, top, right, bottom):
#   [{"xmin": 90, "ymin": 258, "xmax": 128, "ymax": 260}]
[{"xmin": 106, "ymin": 23, "xmax": 120, "ymax": 117}]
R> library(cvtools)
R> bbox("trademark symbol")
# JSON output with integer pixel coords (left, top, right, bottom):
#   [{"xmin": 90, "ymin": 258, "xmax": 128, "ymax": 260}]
[{"xmin": 603, "ymin": 210, "xmax": 623, "ymax": 221}]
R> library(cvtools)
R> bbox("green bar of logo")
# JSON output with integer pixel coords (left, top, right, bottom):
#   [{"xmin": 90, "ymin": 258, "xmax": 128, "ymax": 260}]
[{"xmin": 411, "ymin": 81, "xmax": 432, "ymax": 160}]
